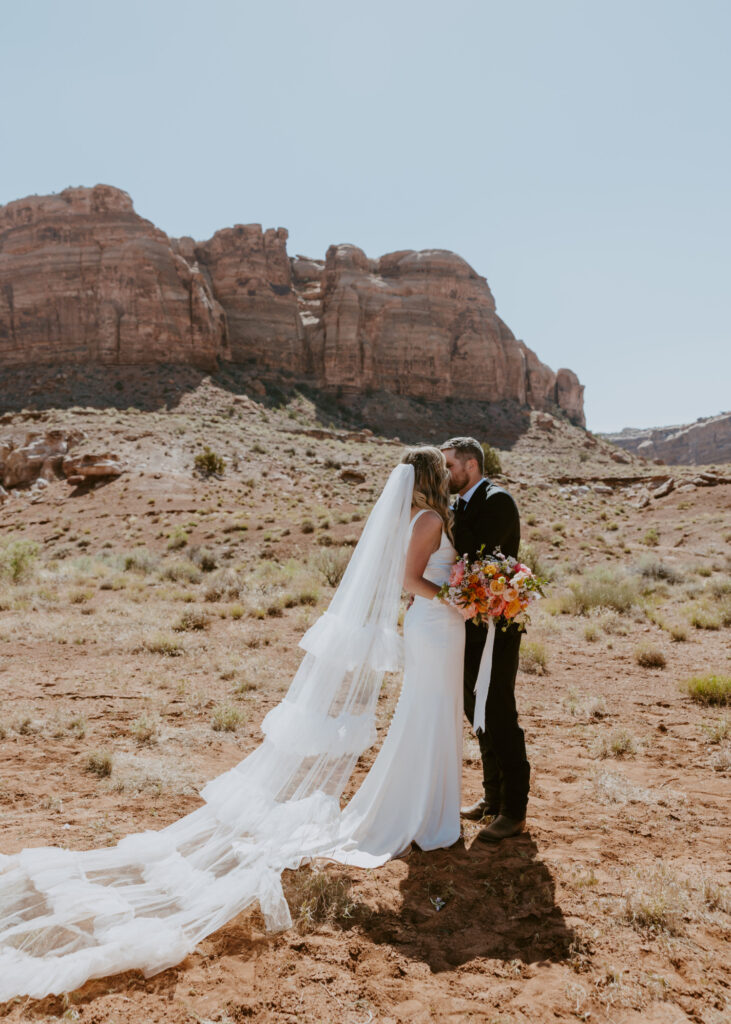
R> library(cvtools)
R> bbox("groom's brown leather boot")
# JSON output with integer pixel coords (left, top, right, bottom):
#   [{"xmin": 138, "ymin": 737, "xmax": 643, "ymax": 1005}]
[
  {"xmin": 460, "ymin": 797, "xmax": 499, "ymax": 821},
  {"xmin": 475, "ymin": 814, "xmax": 526, "ymax": 842}
]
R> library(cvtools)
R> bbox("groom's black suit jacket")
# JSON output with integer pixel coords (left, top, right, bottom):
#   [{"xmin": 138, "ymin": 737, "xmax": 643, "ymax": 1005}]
[{"xmin": 452, "ymin": 479, "xmax": 521, "ymax": 648}]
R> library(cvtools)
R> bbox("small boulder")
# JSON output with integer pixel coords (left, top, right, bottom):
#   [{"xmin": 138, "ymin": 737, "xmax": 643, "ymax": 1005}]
[
  {"xmin": 652, "ymin": 478, "xmax": 675, "ymax": 499},
  {"xmin": 62, "ymin": 452, "xmax": 124, "ymax": 480},
  {"xmin": 610, "ymin": 450, "xmax": 631, "ymax": 464},
  {"xmin": 340, "ymin": 468, "xmax": 366, "ymax": 484}
]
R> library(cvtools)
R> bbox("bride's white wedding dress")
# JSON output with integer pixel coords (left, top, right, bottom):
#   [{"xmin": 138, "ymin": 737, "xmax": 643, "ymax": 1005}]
[
  {"xmin": 0, "ymin": 466, "xmax": 465, "ymax": 1001},
  {"xmin": 319, "ymin": 510, "xmax": 465, "ymax": 867}
]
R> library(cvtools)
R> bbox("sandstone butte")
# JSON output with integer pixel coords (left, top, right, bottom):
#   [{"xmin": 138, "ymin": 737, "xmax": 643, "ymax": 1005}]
[{"xmin": 0, "ymin": 184, "xmax": 585, "ymax": 427}]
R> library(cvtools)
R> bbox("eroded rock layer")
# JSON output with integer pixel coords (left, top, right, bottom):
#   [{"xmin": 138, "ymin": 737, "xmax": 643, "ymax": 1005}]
[
  {"xmin": 604, "ymin": 413, "xmax": 731, "ymax": 466},
  {"xmin": 0, "ymin": 185, "xmax": 585, "ymax": 425}
]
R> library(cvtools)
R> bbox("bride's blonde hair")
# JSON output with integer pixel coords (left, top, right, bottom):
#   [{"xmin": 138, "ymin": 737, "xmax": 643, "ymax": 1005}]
[{"xmin": 401, "ymin": 446, "xmax": 454, "ymax": 542}]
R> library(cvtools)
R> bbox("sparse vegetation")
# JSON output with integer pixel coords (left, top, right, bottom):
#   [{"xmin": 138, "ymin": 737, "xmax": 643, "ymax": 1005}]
[
  {"xmin": 311, "ymin": 546, "xmax": 351, "ymax": 587},
  {"xmin": 0, "ymin": 539, "xmax": 39, "ymax": 582},
  {"xmin": 211, "ymin": 702, "xmax": 245, "ymax": 732},
  {"xmin": 519, "ymin": 640, "xmax": 547, "ymax": 675},
  {"xmin": 85, "ymin": 750, "xmax": 113, "ymax": 777},
  {"xmin": 558, "ymin": 567, "xmax": 639, "ymax": 616},
  {"xmin": 194, "ymin": 446, "xmax": 225, "ymax": 476},
  {"xmin": 622, "ymin": 863, "xmax": 688, "ymax": 936},
  {"xmin": 283, "ymin": 865, "xmax": 360, "ymax": 933},
  {"xmin": 173, "ymin": 607, "xmax": 210, "ymax": 631},
  {"xmin": 682, "ymin": 674, "xmax": 730, "ymax": 706},
  {"xmin": 481, "ymin": 442, "xmax": 502, "ymax": 477},
  {"xmin": 634, "ymin": 644, "xmax": 667, "ymax": 669},
  {"xmin": 591, "ymin": 726, "xmax": 638, "ymax": 759}
]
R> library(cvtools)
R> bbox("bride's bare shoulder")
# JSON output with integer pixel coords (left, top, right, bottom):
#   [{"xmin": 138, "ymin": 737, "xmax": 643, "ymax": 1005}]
[{"xmin": 409, "ymin": 509, "xmax": 443, "ymax": 537}]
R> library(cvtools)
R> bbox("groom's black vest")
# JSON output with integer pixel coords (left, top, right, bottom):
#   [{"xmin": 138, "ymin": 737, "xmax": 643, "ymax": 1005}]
[{"xmin": 452, "ymin": 478, "xmax": 521, "ymax": 646}]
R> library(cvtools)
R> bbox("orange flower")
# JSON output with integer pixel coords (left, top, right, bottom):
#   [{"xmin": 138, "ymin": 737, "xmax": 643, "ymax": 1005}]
[
  {"xmin": 490, "ymin": 578, "xmax": 505, "ymax": 595},
  {"xmin": 504, "ymin": 598, "xmax": 521, "ymax": 618},
  {"xmin": 504, "ymin": 587, "xmax": 518, "ymax": 603}
]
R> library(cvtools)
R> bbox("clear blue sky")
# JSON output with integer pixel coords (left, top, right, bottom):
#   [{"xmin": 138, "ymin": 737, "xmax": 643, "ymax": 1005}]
[{"xmin": 1, "ymin": 0, "xmax": 728, "ymax": 432}]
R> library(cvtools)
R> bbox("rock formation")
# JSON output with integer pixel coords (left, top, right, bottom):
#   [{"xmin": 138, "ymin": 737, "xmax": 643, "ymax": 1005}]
[
  {"xmin": 604, "ymin": 412, "xmax": 731, "ymax": 466},
  {"xmin": 0, "ymin": 185, "xmax": 585, "ymax": 426},
  {"xmin": 0, "ymin": 185, "xmax": 227, "ymax": 371}
]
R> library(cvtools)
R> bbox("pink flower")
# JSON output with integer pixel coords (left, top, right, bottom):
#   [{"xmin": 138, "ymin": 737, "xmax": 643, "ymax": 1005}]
[{"xmin": 449, "ymin": 561, "xmax": 465, "ymax": 587}]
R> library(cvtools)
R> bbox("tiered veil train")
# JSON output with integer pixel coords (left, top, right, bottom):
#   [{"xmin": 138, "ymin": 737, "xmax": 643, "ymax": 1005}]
[{"xmin": 0, "ymin": 464, "xmax": 416, "ymax": 1001}]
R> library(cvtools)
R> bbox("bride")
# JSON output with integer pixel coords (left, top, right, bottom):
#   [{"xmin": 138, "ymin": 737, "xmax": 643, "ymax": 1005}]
[{"xmin": 0, "ymin": 446, "xmax": 469, "ymax": 1001}]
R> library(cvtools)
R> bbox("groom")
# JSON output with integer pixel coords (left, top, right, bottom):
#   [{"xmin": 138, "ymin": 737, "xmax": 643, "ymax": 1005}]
[{"xmin": 440, "ymin": 437, "xmax": 530, "ymax": 842}]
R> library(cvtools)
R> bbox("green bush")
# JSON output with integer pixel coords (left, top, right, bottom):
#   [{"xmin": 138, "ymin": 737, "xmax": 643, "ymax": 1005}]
[
  {"xmin": 194, "ymin": 446, "xmax": 225, "ymax": 477},
  {"xmin": 481, "ymin": 442, "xmax": 502, "ymax": 477},
  {"xmin": 0, "ymin": 539, "xmax": 39, "ymax": 582},
  {"xmin": 681, "ymin": 674, "xmax": 730, "ymax": 706}
]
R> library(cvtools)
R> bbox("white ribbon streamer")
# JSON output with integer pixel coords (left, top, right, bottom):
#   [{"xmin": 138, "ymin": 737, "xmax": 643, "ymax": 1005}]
[{"xmin": 472, "ymin": 618, "xmax": 496, "ymax": 735}]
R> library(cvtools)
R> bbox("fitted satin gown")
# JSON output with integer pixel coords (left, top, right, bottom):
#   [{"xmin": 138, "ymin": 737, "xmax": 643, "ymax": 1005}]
[{"xmin": 319, "ymin": 510, "xmax": 466, "ymax": 868}]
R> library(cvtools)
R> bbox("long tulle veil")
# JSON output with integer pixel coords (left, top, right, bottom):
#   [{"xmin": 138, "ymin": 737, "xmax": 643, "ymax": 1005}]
[{"xmin": 0, "ymin": 462, "xmax": 415, "ymax": 1000}]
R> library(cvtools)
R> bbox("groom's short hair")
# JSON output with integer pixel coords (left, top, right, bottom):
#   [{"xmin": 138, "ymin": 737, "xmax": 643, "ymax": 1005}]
[{"xmin": 440, "ymin": 437, "xmax": 484, "ymax": 474}]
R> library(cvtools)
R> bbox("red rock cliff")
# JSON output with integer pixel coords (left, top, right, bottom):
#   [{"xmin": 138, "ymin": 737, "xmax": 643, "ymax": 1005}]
[{"xmin": 0, "ymin": 186, "xmax": 585, "ymax": 426}]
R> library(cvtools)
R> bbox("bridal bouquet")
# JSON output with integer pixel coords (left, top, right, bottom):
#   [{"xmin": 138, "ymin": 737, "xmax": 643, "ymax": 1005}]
[{"xmin": 438, "ymin": 548, "xmax": 546, "ymax": 630}]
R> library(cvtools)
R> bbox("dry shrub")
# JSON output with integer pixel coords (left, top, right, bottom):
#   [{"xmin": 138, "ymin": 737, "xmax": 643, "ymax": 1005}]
[
  {"xmin": 634, "ymin": 644, "xmax": 666, "ymax": 669},
  {"xmin": 519, "ymin": 640, "xmax": 547, "ymax": 675},
  {"xmin": 682, "ymin": 674, "xmax": 730, "ymax": 706},
  {"xmin": 123, "ymin": 547, "xmax": 158, "ymax": 574},
  {"xmin": 189, "ymin": 546, "xmax": 218, "ymax": 572},
  {"xmin": 211, "ymin": 703, "xmax": 245, "ymax": 732},
  {"xmin": 173, "ymin": 607, "xmax": 210, "ymax": 631},
  {"xmin": 517, "ymin": 540, "xmax": 551, "ymax": 581},
  {"xmin": 634, "ymin": 554, "xmax": 679, "ymax": 582},
  {"xmin": 559, "ymin": 567, "xmax": 640, "ymax": 616},
  {"xmin": 0, "ymin": 539, "xmax": 39, "ymax": 582},
  {"xmin": 282, "ymin": 865, "xmax": 360, "ymax": 933},
  {"xmin": 204, "ymin": 568, "xmax": 245, "ymax": 602},
  {"xmin": 166, "ymin": 526, "xmax": 188, "ymax": 550},
  {"xmin": 160, "ymin": 559, "xmax": 202, "ymax": 584},
  {"xmin": 591, "ymin": 727, "xmax": 637, "ymax": 759},
  {"xmin": 85, "ymin": 750, "xmax": 113, "ymax": 777},
  {"xmin": 622, "ymin": 863, "xmax": 688, "ymax": 936},
  {"xmin": 131, "ymin": 713, "xmax": 159, "ymax": 745},
  {"xmin": 310, "ymin": 546, "xmax": 351, "ymax": 586},
  {"xmin": 143, "ymin": 633, "xmax": 185, "ymax": 657},
  {"xmin": 701, "ymin": 718, "xmax": 729, "ymax": 744}
]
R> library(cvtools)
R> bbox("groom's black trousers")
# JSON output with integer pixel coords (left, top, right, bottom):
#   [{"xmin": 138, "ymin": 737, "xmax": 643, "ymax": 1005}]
[{"xmin": 463, "ymin": 624, "xmax": 530, "ymax": 820}]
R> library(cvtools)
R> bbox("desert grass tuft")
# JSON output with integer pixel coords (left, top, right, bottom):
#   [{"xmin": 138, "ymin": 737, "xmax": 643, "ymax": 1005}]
[
  {"xmin": 558, "ymin": 567, "xmax": 640, "ymax": 616},
  {"xmin": 634, "ymin": 644, "xmax": 667, "ymax": 669},
  {"xmin": 519, "ymin": 640, "xmax": 547, "ymax": 675},
  {"xmin": 85, "ymin": 750, "xmax": 113, "ymax": 777},
  {"xmin": 211, "ymin": 703, "xmax": 245, "ymax": 732},
  {"xmin": 0, "ymin": 539, "xmax": 39, "ymax": 583},
  {"xmin": 622, "ymin": 863, "xmax": 688, "ymax": 936},
  {"xmin": 591, "ymin": 726, "xmax": 637, "ymax": 759},
  {"xmin": 131, "ymin": 713, "xmax": 160, "ymax": 745},
  {"xmin": 283, "ymin": 866, "xmax": 360, "ymax": 933},
  {"xmin": 681, "ymin": 674, "xmax": 730, "ymax": 706},
  {"xmin": 310, "ymin": 546, "xmax": 352, "ymax": 587},
  {"xmin": 172, "ymin": 607, "xmax": 210, "ymax": 632},
  {"xmin": 143, "ymin": 633, "xmax": 185, "ymax": 657}
]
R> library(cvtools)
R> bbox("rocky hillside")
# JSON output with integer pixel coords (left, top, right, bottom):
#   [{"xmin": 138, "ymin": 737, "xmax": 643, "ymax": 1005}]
[
  {"xmin": 0, "ymin": 185, "xmax": 584, "ymax": 428},
  {"xmin": 603, "ymin": 412, "xmax": 731, "ymax": 465}
]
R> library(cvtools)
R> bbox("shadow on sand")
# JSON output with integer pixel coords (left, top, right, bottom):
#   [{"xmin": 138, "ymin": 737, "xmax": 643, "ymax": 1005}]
[{"xmin": 359, "ymin": 831, "xmax": 575, "ymax": 971}]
